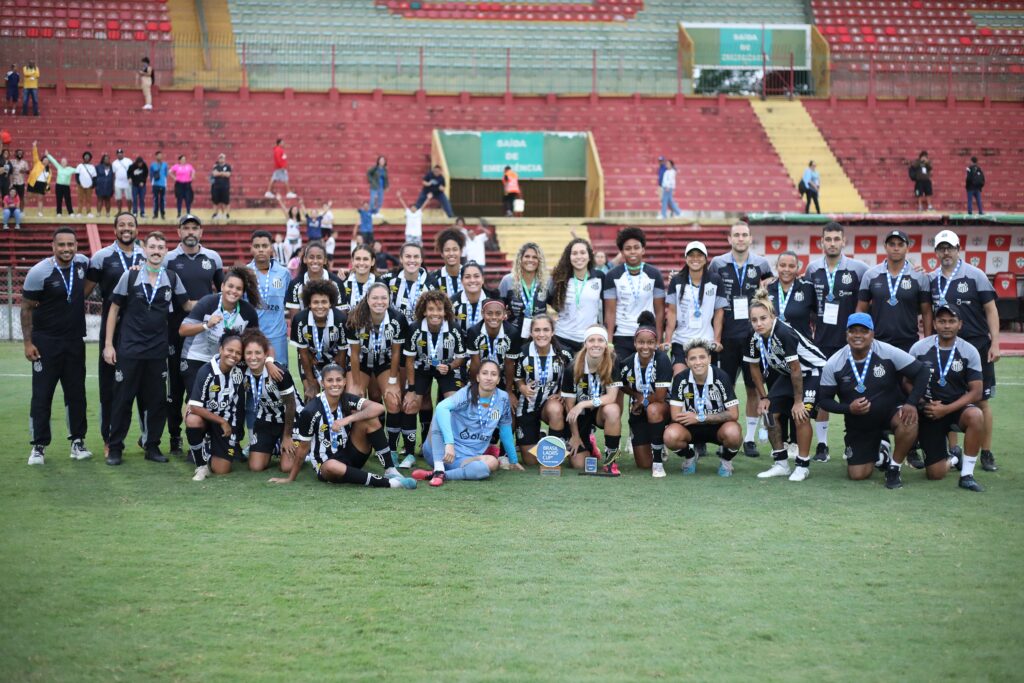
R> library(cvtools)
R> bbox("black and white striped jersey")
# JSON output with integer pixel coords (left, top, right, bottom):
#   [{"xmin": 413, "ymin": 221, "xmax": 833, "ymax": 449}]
[
  {"xmin": 290, "ymin": 307, "xmax": 348, "ymax": 368},
  {"xmin": 346, "ymin": 307, "xmax": 409, "ymax": 369},
  {"xmin": 293, "ymin": 392, "xmax": 367, "ymax": 472},
  {"xmin": 744, "ymin": 319, "xmax": 827, "ymax": 376},
  {"xmin": 188, "ymin": 357, "xmax": 247, "ymax": 432},
  {"xmin": 426, "ymin": 266, "xmax": 463, "ymax": 299},
  {"xmin": 451, "ymin": 291, "xmax": 488, "ymax": 333},
  {"xmin": 284, "ymin": 271, "xmax": 346, "ymax": 311},
  {"xmin": 513, "ymin": 343, "xmax": 574, "ymax": 415},
  {"xmin": 617, "ymin": 351, "xmax": 673, "ymax": 403},
  {"xmin": 466, "ymin": 320, "xmax": 522, "ymax": 366},
  {"xmin": 245, "ymin": 361, "xmax": 297, "ymax": 425},
  {"xmin": 561, "ymin": 359, "xmax": 624, "ymax": 404},
  {"xmin": 669, "ymin": 367, "xmax": 740, "ymax": 414},
  {"xmin": 384, "ymin": 268, "xmax": 429, "ymax": 324},
  {"xmin": 338, "ymin": 274, "xmax": 377, "ymax": 313},
  {"xmin": 404, "ymin": 321, "xmax": 468, "ymax": 370}
]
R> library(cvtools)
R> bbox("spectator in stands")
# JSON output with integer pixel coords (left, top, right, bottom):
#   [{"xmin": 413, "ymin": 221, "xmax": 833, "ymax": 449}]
[
  {"xmin": 659, "ymin": 159, "xmax": 683, "ymax": 219},
  {"xmin": 465, "ymin": 223, "xmax": 489, "ymax": 267},
  {"xmin": 594, "ymin": 250, "xmax": 610, "ymax": 274},
  {"xmin": 21, "ymin": 61, "xmax": 39, "ymax": 116},
  {"xmin": 210, "ymin": 153, "xmax": 232, "ymax": 220},
  {"xmin": 129, "ymin": 156, "xmax": 148, "ymax": 218},
  {"xmin": 801, "ymin": 160, "xmax": 820, "ymax": 214},
  {"xmin": 138, "ymin": 57, "xmax": 154, "ymax": 111},
  {"xmin": 44, "ymin": 151, "xmax": 74, "ymax": 216},
  {"xmin": 10, "ymin": 148, "xmax": 28, "ymax": 205},
  {"xmin": 910, "ymin": 151, "xmax": 934, "ymax": 212},
  {"xmin": 276, "ymin": 194, "xmax": 303, "ymax": 256},
  {"xmin": 265, "ymin": 138, "xmax": 296, "ymax": 199},
  {"xmin": 0, "ymin": 150, "xmax": 10, "ymax": 198},
  {"xmin": 502, "ymin": 165, "xmax": 521, "ymax": 217},
  {"xmin": 150, "ymin": 151, "xmax": 168, "ymax": 220},
  {"xmin": 354, "ymin": 200, "xmax": 374, "ymax": 245},
  {"xmin": 5, "ymin": 65, "xmax": 18, "ymax": 115},
  {"xmin": 170, "ymin": 154, "xmax": 195, "ymax": 217},
  {"xmin": 965, "ymin": 156, "xmax": 985, "ymax": 215},
  {"xmin": 26, "ymin": 142, "xmax": 49, "ymax": 216},
  {"xmin": 111, "ymin": 149, "xmax": 132, "ymax": 213},
  {"xmin": 301, "ymin": 198, "xmax": 325, "ymax": 243},
  {"xmin": 414, "ymin": 164, "xmax": 454, "ymax": 217},
  {"xmin": 372, "ymin": 240, "xmax": 399, "ymax": 273},
  {"xmin": 367, "ymin": 155, "xmax": 388, "ymax": 217},
  {"xmin": 396, "ymin": 190, "xmax": 422, "ymax": 245},
  {"xmin": 656, "ymin": 156, "xmax": 666, "ymax": 207},
  {"xmin": 3, "ymin": 187, "xmax": 21, "ymax": 229},
  {"xmin": 73, "ymin": 151, "xmax": 96, "ymax": 218},
  {"xmin": 94, "ymin": 154, "xmax": 114, "ymax": 217}
]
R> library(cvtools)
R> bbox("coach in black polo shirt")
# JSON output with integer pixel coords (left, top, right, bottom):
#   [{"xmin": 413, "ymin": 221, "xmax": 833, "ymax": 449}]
[
  {"xmin": 857, "ymin": 229, "xmax": 932, "ymax": 352},
  {"xmin": 86, "ymin": 211, "xmax": 144, "ymax": 451},
  {"xmin": 927, "ymin": 229, "xmax": 1001, "ymax": 472},
  {"xmin": 103, "ymin": 232, "xmax": 191, "ymax": 466},
  {"xmin": 817, "ymin": 313, "xmax": 929, "ymax": 490},
  {"xmin": 164, "ymin": 214, "xmax": 223, "ymax": 455},
  {"xmin": 22, "ymin": 227, "xmax": 94, "ymax": 466}
]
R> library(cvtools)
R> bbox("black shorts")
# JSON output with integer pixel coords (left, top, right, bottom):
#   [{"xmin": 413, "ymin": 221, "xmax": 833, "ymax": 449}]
[
  {"xmin": 844, "ymin": 400, "xmax": 901, "ymax": 466},
  {"xmin": 516, "ymin": 409, "xmax": 546, "ymax": 445},
  {"xmin": 211, "ymin": 185, "xmax": 230, "ymax": 205},
  {"xmin": 249, "ymin": 420, "xmax": 285, "ymax": 455},
  {"xmin": 918, "ymin": 407, "xmax": 968, "ymax": 466},
  {"xmin": 914, "ymin": 179, "xmax": 933, "ymax": 197},
  {"xmin": 364, "ymin": 358, "xmax": 395, "ymax": 378},
  {"xmin": 628, "ymin": 411, "xmax": 656, "ymax": 446},
  {"xmin": 612, "ymin": 335, "xmax": 635, "ymax": 364},
  {"xmin": 768, "ymin": 371, "xmax": 820, "ymax": 415},
  {"xmin": 718, "ymin": 337, "xmax": 754, "ymax": 387},
  {"xmin": 680, "ymin": 424, "xmax": 728, "ymax": 447},
  {"xmin": 28, "ymin": 181, "xmax": 48, "ymax": 195},
  {"xmin": 413, "ymin": 366, "xmax": 462, "ymax": 397},
  {"xmin": 206, "ymin": 427, "xmax": 241, "ymax": 462},
  {"xmin": 964, "ymin": 335, "xmax": 996, "ymax": 399},
  {"xmin": 555, "ymin": 336, "xmax": 582, "ymax": 358},
  {"xmin": 316, "ymin": 442, "xmax": 372, "ymax": 482}
]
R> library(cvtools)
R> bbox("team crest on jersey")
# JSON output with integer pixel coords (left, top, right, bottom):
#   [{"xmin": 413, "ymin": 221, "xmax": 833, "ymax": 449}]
[
  {"xmin": 202, "ymin": 260, "xmax": 212, "ymax": 270},
  {"xmin": 957, "ymin": 281, "xmax": 969, "ymax": 294},
  {"xmin": 901, "ymin": 279, "xmax": 912, "ymax": 290},
  {"xmin": 230, "ymin": 367, "xmax": 244, "ymax": 383},
  {"xmin": 180, "ymin": 360, "xmax": 188, "ymax": 371},
  {"xmin": 590, "ymin": 281, "xmax": 601, "ymax": 290},
  {"xmin": 872, "ymin": 364, "xmax": 886, "ymax": 378},
  {"xmin": 115, "ymin": 369, "xmax": 123, "ymax": 382},
  {"xmin": 643, "ymin": 283, "xmax": 653, "ymax": 292},
  {"xmin": 164, "ymin": 289, "xmax": 172, "ymax": 301},
  {"xmin": 77, "ymin": 267, "xmax": 85, "ymax": 279},
  {"xmin": 747, "ymin": 266, "xmax": 756, "ymax": 278},
  {"xmin": 272, "ymin": 278, "xmax": 284, "ymax": 288},
  {"xmin": 842, "ymin": 273, "xmax": 853, "ymax": 285},
  {"xmin": 33, "ymin": 360, "xmax": 42, "ymax": 372},
  {"xmin": 169, "ymin": 344, "xmax": 176, "ymax": 356},
  {"xmin": 794, "ymin": 291, "xmax": 804, "ymax": 302}
]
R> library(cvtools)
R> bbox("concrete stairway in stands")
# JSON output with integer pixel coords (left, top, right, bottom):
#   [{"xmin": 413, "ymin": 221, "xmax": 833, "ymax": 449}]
[{"xmin": 750, "ymin": 99, "xmax": 868, "ymax": 214}]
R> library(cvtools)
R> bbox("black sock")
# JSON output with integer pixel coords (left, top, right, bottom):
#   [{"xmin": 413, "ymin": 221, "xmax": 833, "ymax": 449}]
[
  {"xmin": 341, "ymin": 465, "xmax": 390, "ymax": 487},
  {"xmin": 419, "ymin": 407, "xmax": 433, "ymax": 441},
  {"xmin": 368, "ymin": 426, "xmax": 395, "ymax": 469},
  {"xmin": 402, "ymin": 412, "xmax": 418, "ymax": 457},
  {"xmin": 795, "ymin": 456, "xmax": 810, "ymax": 468},
  {"xmin": 651, "ymin": 421, "xmax": 666, "ymax": 463},
  {"xmin": 386, "ymin": 411, "xmax": 402, "ymax": 453},
  {"xmin": 721, "ymin": 448, "xmax": 738, "ymax": 461},
  {"xmin": 185, "ymin": 426, "xmax": 207, "ymax": 464},
  {"xmin": 603, "ymin": 434, "xmax": 620, "ymax": 465},
  {"xmin": 550, "ymin": 425, "xmax": 569, "ymax": 441},
  {"xmin": 771, "ymin": 448, "xmax": 788, "ymax": 462}
]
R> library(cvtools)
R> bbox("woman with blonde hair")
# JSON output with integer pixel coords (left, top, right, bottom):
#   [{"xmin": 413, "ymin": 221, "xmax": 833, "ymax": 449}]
[
  {"xmin": 561, "ymin": 324, "xmax": 623, "ymax": 475},
  {"xmin": 499, "ymin": 241, "xmax": 549, "ymax": 337}
]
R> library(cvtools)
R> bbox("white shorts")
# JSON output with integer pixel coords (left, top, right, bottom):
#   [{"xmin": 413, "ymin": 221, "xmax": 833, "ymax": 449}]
[
  {"xmin": 114, "ymin": 186, "xmax": 131, "ymax": 200},
  {"xmin": 271, "ymin": 169, "xmax": 289, "ymax": 183}
]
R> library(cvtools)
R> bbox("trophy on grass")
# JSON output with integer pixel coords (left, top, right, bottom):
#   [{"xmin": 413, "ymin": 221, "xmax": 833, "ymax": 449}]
[{"xmin": 530, "ymin": 435, "xmax": 566, "ymax": 476}]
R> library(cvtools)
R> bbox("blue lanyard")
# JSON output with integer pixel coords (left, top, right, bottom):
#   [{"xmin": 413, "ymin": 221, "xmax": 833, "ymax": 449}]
[
  {"xmin": 776, "ymin": 283, "xmax": 792, "ymax": 321},
  {"xmin": 319, "ymin": 394, "xmax": 345, "ymax": 450},
  {"xmin": 115, "ymin": 245, "xmax": 140, "ymax": 274},
  {"xmin": 731, "ymin": 256, "xmax": 748, "ymax": 290},
  {"xmin": 634, "ymin": 354, "xmax": 655, "ymax": 407},
  {"xmin": 52, "ymin": 258, "xmax": 75, "ymax": 302},
  {"xmin": 936, "ymin": 259, "xmax": 961, "ymax": 306},
  {"xmin": 477, "ymin": 396, "xmax": 493, "ymax": 426},
  {"xmin": 886, "ymin": 261, "xmax": 908, "ymax": 306},
  {"xmin": 426, "ymin": 329, "xmax": 443, "ymax": 365},
  {"xmin": 250, "ymin": 260, "xmax": 275, "ymax": 307},
  {"xmin": 520, "ymin": 279, "xmax": 537, "ymax": 316},
  {"xmin": 369, "ymin": 317, "xmax": 388, "ymax": 355},
  {"xmin": 824, "ymin": 257, "xmax": 843, "ymax": 302},
  {"xmin": 444, "ymin": 270, "xmax": 461, "ymax": 296},
  {"xmin": 694, "ymin": 373, "xmax": 712, "ymax": 422},
  {"xmin": 465, "ymin": 298, "xmax": 481, "ymax": 329},
  {"xmin": 249, "ymin": 372, "xmax": 265, "ymax": 409},
  {"xmin": 533, "ymin": 353, "xmax": 550, "ymax": 386},
  {"xmin": 756, "ymin": 334, "xmax": 772, "ymax": 373},
  {"xmin": 312, "ymin": 320, "xmax": 328, "ymax": 362},
  {"xmin": 934, "ymin": 338, "xmax": 957, "ymax": 387},
  {"xmin": 402, "ymin": 274, "xmax": 422, "ymax": 315},
  {"xmin": 848, "ymin": 347, "xmax": 873, "ymax": 393},
  {"xmin": 688, "ymin": 275, "xmax": 702, "ymax": 319},
  {"xmin": 218, "ymin": 300, "xmax": 238, "ymax": 329},
  {"xmin": 484, "ymin": 331, "xmax": 501, "ymax": 361},
  {"xmin": 141, "ymin": 267, "xmax": 164, "ymax": 306},
  {"xmin": 626, "ymin": 265, "xmax": 644, "ymax": 300}
]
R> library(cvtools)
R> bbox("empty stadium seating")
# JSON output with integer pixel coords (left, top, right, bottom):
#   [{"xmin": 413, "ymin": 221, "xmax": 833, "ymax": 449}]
[
  {"xmin": 804, "ymin": 98, "xmax": 1024, "ymax": 212},
  {"xmin": 0, "ymin": 0, "xmax": 172, "ymax": 41}
]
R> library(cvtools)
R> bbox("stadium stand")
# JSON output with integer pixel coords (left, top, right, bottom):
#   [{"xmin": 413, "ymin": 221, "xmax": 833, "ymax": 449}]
[{"xmin": 0, "ymin": 0, "xmax": 173, "ymax": 41}]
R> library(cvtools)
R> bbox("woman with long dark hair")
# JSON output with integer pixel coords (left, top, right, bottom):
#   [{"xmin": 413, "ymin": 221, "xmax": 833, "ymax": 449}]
[
  {"xmin": 339, "ymin": 243, "xmax": 376, "ymax": 312},
  {"xmin": 241, "ymin": 329, "xmax": 298, "ymax": 473},
  {"xmin": 384, "ymin": 242, "xmax": 428, "ymax": 324},
  {"xmin": 513, "ymin": 313, "xmax": 573, "ymax": 466},
  {"xmin": 549, "ymin": 237, "xmax": 603, "ymax": 356},
  {"xmin": 451, "ymin": 262, "xmax": 487, "ymax": 334},
  {"xmin": 284, "ymin": 240, "xmax": 345, "ymax": 314}
]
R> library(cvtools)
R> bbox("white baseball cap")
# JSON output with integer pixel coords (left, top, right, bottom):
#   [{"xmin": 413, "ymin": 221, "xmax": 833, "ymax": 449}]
[
  {"xmin": 685, "ymin": 241, "xmax": 708, "ymax": 257},
  {"xmin": 934, "ymin": 230, "xmax": 960, "ymax": 249}
]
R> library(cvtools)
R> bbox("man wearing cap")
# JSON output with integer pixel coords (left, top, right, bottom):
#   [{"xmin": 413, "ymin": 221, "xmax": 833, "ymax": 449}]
[
  {"xmin": 907, "ymin": 305, "xmax": 985, "ymax": 491},
  {"xmin": 817, "ymin": 313, "xmax": 930, "ymax": 489},
  {"xmin": 164, "ymin": 215, "xmax": 224, "ymax": 456},
  {"xmin": 111, "ymin": 149, "xmax": 132, "ymax": 214},
  {"xmin": 805, "ymin": 222, "xmax": 868, "ymax": 462},
  {"xmin": 709, "ymin": 221, "xmax": 774, "ymax": 457}
]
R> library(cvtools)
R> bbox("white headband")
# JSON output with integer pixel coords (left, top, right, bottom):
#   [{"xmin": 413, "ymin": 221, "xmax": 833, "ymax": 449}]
[{"xmin": 584, "ymin": 325, "xmax": 609, "ymax": 343}]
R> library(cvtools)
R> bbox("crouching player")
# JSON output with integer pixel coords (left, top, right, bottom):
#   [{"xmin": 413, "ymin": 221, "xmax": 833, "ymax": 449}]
[
  {"xmin": 269, "ymin": 363, "xmax": 416, "ymax": 489},
  {"xmin": 618, "ymin": 312, "xmax": 673, "ymax": 473},
  {"xmin": 412, "ymin": 359, "xmax": 522, "ymax": 486},
  {"xmin": 907, "ymin": 305, "xmax": 985, "ymax": 492},
  {"xmin": 665, "ymin": 339, "xmax": 743, "ymax": 477},
  {"xmin": 817, "ymin": 313, "xmax": 930, "ymax": 489}
]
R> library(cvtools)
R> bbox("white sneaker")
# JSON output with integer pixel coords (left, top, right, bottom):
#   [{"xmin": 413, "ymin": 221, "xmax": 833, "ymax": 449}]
[
  {"xmin": 652, "ymin": 462, "xmax": 666, "ymax": 478},
  {"xmin": 384, "ymin": 466, "xmax": 401, "ymax": 479},
  {"xmin": 86, "ymin": 213, "xmax": 94, "ymax": 218},
  {"xmin": 27, "ymin": 446, "xmax": 45, "ymax": 466},
  {"xmin": 70, "ymin": 439, "xmax": 93, "ymax": 460},
  {"xmin": 142, "ymin": 104, "xmax": 152, "ymax": 110},
  {"xmin": 285, "ymin": 192, "xmax": 297, "ymax": 199},
  {"xmin": 757, "ymin": 461, "xmax": 792, "ymax": 478},
  {"xmin": 192, "ymin": 465, "xmax": 210, "ymax": 481},
  {"xmin": 74, "ymin": 213, "xmax": 81, "ymax": 218},
  {"xmin": 398, "ymin": 454, "xmax": 416, "ymax": 469},
  {"xmin": 263, "ymin": 191, "xmax": 275, "ymax": 199},
  {"xmin": 788, "ymin": 465, "xmax": 810, "ymax": 482}
]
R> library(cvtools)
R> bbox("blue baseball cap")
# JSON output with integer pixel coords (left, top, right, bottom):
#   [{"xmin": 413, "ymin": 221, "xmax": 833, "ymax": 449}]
[{"xmin": 847, "ymin": 312, "xmax": 874, "ymax": 330}]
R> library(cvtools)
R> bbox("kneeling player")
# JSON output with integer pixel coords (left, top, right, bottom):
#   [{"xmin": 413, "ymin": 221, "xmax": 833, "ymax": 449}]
[
  {"xmin": 618, "ymin": 312, "xmax": 672, "ymax": 474},
  {"xmin": 665, "ymin": 339, "xmax": 742, "ymax": 477},
  {"xmin": 817, "ymin": 313, "xmax": 930, "ymax": 489},
  {"xmin": 269, "ymin": 364, "xmax": 416, "ymax": 489},
  {"xmin": 185, "ymin": 332, "xmax": 247, "ymax": 481},
  {"xmin": 241, "ymin": 330, "xmax": 298, "ymax": 473},
  {"xmin": 907, "ymin": 306, "xmax": 985, "ymax": 492},
  {"xmin": 562, "ymin": 325, "xmax": 623, "ymax": 473}
]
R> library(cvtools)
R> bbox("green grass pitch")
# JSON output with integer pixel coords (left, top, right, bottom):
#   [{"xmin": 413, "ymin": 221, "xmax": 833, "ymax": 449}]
[{"xmin": 2, "ymin": 343, "xmax": 1023, "ymax": 682}]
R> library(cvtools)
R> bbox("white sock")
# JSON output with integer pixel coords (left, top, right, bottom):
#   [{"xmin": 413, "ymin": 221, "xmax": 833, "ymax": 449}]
[
  {"xmin": 814, "ymin": 420, "xmax": 829, "ymax": 446},
  {"xmin": 433, "ymin": 458, "xmax": 445, "ymax": 473},
  {"xmin": 389, "ymin": 478, "xmax": 404, "ymax": 488},
  {"xmin": 745, "ymin": 417, "xmax": 759, "ymax": 442},
  {"xmin": 891, "ymin": 459, "xmax": 903, "ymax": 470},
  {"xmin": 962, "ymin": 454, "xmax": 978, "ymax": 477}
]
